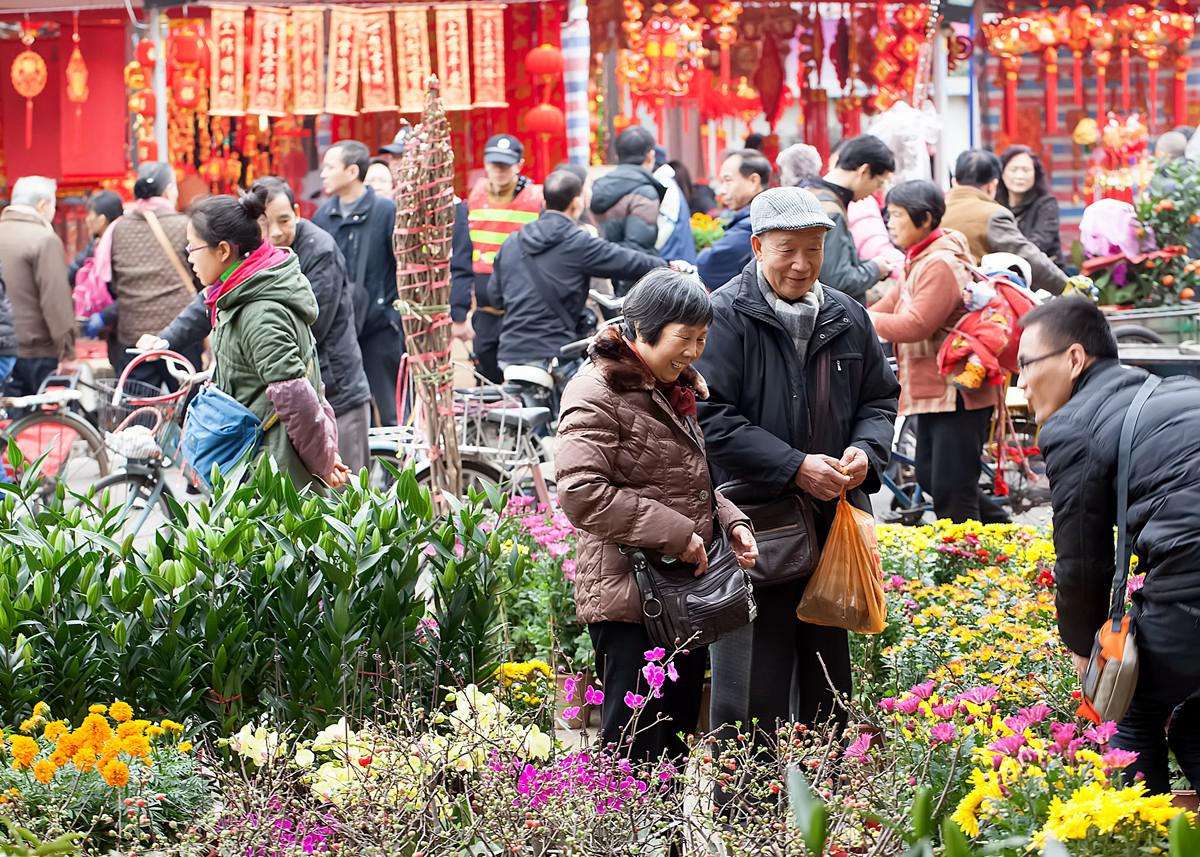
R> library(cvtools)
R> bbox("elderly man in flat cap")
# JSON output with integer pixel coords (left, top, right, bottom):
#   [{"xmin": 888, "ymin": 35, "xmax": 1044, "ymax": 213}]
[{"xmin": 695, "ymin": 186, "xmax": 899, "ymax": 753}]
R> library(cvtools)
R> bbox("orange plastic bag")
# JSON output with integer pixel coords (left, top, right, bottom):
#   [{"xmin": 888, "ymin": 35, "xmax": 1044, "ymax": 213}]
[{"xmin": 794, "ymin": 495, "xmax": 887, "ymax": 634}]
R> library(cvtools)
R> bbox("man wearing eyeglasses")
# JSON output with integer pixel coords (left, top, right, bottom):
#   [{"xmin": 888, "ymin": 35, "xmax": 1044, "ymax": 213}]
[{"xmin": 1018, "ymin": 296, "xmax": 1200, "ymax": 796}]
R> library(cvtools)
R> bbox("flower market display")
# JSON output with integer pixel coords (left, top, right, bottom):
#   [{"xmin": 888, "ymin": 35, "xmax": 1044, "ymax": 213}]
[{"xmin": 0, "ymin": 464, "xmax": 1197, "ymax": 855}]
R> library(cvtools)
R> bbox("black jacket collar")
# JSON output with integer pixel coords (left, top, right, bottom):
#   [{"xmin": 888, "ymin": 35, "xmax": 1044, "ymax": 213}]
[
  {"xmin": 813, "ymin": 178, "xmax": 853, "ymax": 211},
  {"xmin": 730, "ymin": 261, "xmax": 853, "ymax": 347}
]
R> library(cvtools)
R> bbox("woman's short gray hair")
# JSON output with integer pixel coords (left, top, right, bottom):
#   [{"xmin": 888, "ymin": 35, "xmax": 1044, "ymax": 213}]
[
  {"xmin": 777, "ymin": 143, "xmax": 823, "ymax": 187},
  {"xmin": 621, "ymin": 268, "xmax": 713, "ymax": 345}
]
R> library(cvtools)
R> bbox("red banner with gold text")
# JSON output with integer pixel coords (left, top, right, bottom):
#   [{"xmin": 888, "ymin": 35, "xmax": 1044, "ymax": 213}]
[
  {"xmin": 472, "ymin": 4, "xmax": 507, "ymax": 108},
  {"xmin": 395, "ymin": 6, "xmax": 431, "ymax": 114},
  {"xmin": 209, "ymin": 5, "xmax": 245, "ymax": 116},
  {"xmin": 359, "ymin": 8, "xmax": 397, "ymax": 113},
  {"xmin": 435, "ymin": 6, "xmax": 472, "ymax": 110},
  {"xmin": 292, "ymin": 6, "xmax": 324, "ymax": 115},
  {"xmin": 246, "ymin": 6, "xmax": 288, "ymax": 116},
  {"xmin": 325, "ymin": 7, "xmax": 362, "ymax": 116}
]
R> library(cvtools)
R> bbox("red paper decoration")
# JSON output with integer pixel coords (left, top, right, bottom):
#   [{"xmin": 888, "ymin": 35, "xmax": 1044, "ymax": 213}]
[
  {"xmin": 434, "ymin": 6, "xmax": 472, "ymax": 110},
  {"xmin": 292, "ymin": 7, "xmax": 325, "ymax": 115},
  {"xmin": 10, "ymin": 33, "xmax": 47, "ymax": 150},
  {"xmin": 136, "ymin": 39, "xmax": 157, "ymax": 70},
  {"xmin": 359, "ymin": 8, "xmax": 397, "ymax": 113},
  {"xmin": 525, "ymin": 44, "xmax": 564, "ymax": 78},
  {"xmin": 395, "ymin": 6, "xmax": 432, "ymax": 114},
  {"xmin": 65, "ymin": 15, "xmax": 89, "ymax": 147},
  {"xmin": 325, "ymin": 7, "xmax": 362, "ymax": 116},
  {"xmin": 209, "ymin": 5, "xmax": 245, "ymax": 116},
  {"xmin": 525, "ymin": 102, "xmax": 566, "ymax": 135},
  {"xmin": 472, "ymin": 5, "xmax": 507, "ymax": 108},
  {"xmin": 247, "ymin": 6, "xmax": 289, "ymax": 117}
]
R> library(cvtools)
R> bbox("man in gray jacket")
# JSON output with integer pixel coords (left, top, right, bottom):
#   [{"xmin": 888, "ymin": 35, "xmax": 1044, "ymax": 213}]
[{"xmin": 943, "ymin": 149, "xmax": 1067, "ymax": 295}]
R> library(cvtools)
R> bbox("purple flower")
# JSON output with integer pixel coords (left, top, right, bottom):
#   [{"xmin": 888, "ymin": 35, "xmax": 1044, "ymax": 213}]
[
  {"xmin": 910, "ymin": 680, "xmax": 936, "ymax": 700},
  {"xmin": 930, "ymin": 722, "xmax": 957, "ymax": 745},
  {"xmin": 624, "ymin": 691, "xmax": 646, "ymax": 710},
  {"xmin": 642, "ymin": 663, "xmax": 666, "ymax": 698},
  {"xmin": 562, "ymin": 559, "xmax": 577, "ymax": 579},
  {"xmin": 1050, "ymin": 722, "xmax": 1077, "ymax": 748},
  {"xmin": 843, "ymin": 732, "xmax": 873, "ymax": 762},
  {"xmin": 666, "ymin": 661, "xmax": 679, "ymax": 683},
  {"xmin": 879, "ymin": 697, "xmax": 897, "ymax": 713},
  {"xmin": 957, "ymin": 686, "xmax": 998, "ymax": 705},
  {"xmin": 989, "ymin": 734, "xmax": 1026, "ymax": 756},
  {"xmin": 897, "ymin": 695, "xmax": 922, "ymax": 715},
  {"xmin": 1103, "ymin": 748, "xmax": 1139, "ymax": 769},
  {"xmin": 1017, "ymin": 703, "xmax": 1051, "ymax": 724},
  {"xmin": 562, "ymin": 706, "xmax": 581, "ymax": 721},
  {"xmin": 931, "ymin": 702, "xmax": 958, "ymax": 720},
  {"xmin": 585, "ymin": 685, "xmax": 605, "ymax": 706},
  {"xmin": 1017, "ymin": 746, "xmax": 1042, "ymax": 765},
  {"xmin": 1084, "ymin": 722, "xmax": 1118, "ymax": 745},
  {"xmin": 644, "ymin": 647, "xmax": 666, "ymax": 662}
]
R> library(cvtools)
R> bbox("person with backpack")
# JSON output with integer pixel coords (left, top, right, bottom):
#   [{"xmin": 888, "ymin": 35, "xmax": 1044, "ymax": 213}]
[
  {"xmin": 183, "ymin": 193, "xmax": 347, "ymax": 491},
  {"xmin": 868, "ymin": 180, "xmax": 1010, "ymax": 524},
  {"xmin": 0, "ymin": 264, "xmax": 15, "ymax": 392},
  {"xmin": 70, "ymin": 190, "xmax": 124, "ymax": 289}
]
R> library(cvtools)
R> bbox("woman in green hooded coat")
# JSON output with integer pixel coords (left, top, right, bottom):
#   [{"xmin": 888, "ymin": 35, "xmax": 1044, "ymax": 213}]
[{"xmin": 185, "ymin": 193, "xmax": 350, "ymax": 490}]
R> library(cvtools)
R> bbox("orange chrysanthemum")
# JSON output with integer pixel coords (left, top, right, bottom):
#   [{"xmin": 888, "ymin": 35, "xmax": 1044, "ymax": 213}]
[{"xmin": 100, "ymin": 758, "xmax": 129, "ymax": 788}]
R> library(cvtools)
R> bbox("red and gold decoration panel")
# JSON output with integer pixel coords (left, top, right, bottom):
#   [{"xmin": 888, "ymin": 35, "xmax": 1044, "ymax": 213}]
[
  {"xmin": 325, "ymin": 7, "xmax": 362, "ymax": 116},
  {"xmin": 246, "ymin": 5, "xmax": 288, "ymax": 116},
  {"xmin": 208, "ymin": 5, "xmax": 245, "ymax": 116},
  {"xmin": 360, "ymin": 8, "xmax": 398, "ymax": 113},
  {"xmin": 292, "ymin": 7, "xmax": 325, "ymax": 115},
  {"xmin": 10, "ymin": 29, "xmax": 48, "ymax": 149},
  {"xmin": 395, "ymin": 6, "xmax": 433, "ymax": 114},
  {"xmin": 472, "ymin": 4, "xmax": 508, "ymax": 108},
  {"xmin": 435, "ymin": 6, "xmax": 473, "ymax": 110}
]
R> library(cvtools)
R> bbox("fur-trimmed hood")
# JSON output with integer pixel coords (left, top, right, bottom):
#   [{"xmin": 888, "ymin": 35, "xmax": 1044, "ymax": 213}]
[{"xmin": 586, "ymin": 325, "xmax": 709, "ymax": 399}]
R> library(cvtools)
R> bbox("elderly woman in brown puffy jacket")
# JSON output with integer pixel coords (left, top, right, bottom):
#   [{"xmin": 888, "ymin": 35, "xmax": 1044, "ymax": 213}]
[{"xmin": 556, "ymin": 269, "xmax": 758, "ymax": 763}]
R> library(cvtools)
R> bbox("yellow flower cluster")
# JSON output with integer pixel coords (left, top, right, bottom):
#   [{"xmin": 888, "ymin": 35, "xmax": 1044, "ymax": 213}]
[
  {"xmin": 1039, "ymin": 781, "xmax": 1192, "ymax": 844},
  {"xmin": 1, "ymin": 701, "xmax": 187, "ymax": 790},
  {"xmin": 877, "ymin": 520, "xmax": 1056, "ymax": 585},
  {"xmin": 495, "ymin": 660, "xmax": 552, "ymax": 687}
]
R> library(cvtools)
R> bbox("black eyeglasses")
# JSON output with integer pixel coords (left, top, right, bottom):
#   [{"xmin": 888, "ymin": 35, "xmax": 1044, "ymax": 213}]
[
  {"xmin": 185, "ymin": 243, "xmax": 212, "ymax": 255},
  {"xmin": 1017, "ymin": 346, "xmax": 1069, "ymax": 372}
]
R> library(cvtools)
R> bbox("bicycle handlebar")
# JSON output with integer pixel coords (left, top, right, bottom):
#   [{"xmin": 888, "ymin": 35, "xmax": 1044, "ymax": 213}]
[
  {"xmin": 115, "ymin": 349, "xmax": 206, "ymax": 406},
  {"xmin": 588, "ymin": 290, "xmax": 625, "ymax": 313}
]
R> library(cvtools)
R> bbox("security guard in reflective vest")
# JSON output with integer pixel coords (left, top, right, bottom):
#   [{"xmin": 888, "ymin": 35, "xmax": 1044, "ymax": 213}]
[{"xmin": 466, "ymin": 134, "xmax": 543, "ymax": 382}]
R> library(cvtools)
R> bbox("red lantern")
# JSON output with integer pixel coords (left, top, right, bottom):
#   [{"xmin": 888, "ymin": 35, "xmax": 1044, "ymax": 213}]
[
  {"xmin": 524, "ymin": 102, "xmax": 566, "ymax": 135},
  {"xmin": 129, "ymin": 89, "xmax": 157, "ymax": 119},
  {"xmin": 10, "ymin": 46, "xmax": 47, "ymax": 149},
  {"xmin": 167, "ymin": 31, "xmax": 203, "ymax": 67},
  {"xmin": 136, "ymin": 39, "xmax": 157, "ymax": 69},
  {"xmin": 172, "ymin": 76, "xmax": 201, "ymax": 110},
  {"xmin": 525, "ymin": 44, "xmax": 564, "ymax": 77}
]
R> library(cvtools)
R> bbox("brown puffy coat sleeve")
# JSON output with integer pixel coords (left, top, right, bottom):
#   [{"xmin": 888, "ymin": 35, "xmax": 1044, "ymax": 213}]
[
  {"xmin": 714, "ymin": 490, "xmax": 752, "ymax": 536},
  {"xmin": 555, "ymin": 375, "xmax": 698, "ymax": 556}
]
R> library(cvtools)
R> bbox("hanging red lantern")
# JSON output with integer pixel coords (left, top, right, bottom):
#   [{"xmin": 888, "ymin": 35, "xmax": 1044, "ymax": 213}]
[
  {"xmin": 524, "ymin": 102, "xmax": 566, "ymax": 136},
  {"xmin": 167, "ymin": 31, "xmax": 203, "ymax": 67},
  {"xmin": 525, "ymin": 44, "xmax": 564, "ymax": 77},
  {"xmin": 10, "ymin": 34, "xmax": 47, "ymax": 150},
  {"xmin": 136, "ymin": 38, "xmax": 157, "ymax": 70},
  {"xmin": 129, "ymin": 89, "xmax": 157, "ymax": 119}
]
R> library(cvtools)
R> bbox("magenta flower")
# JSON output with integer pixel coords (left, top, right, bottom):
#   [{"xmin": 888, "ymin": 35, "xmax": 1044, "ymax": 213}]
[
  {"xmin": 879, "ymin": 697, "xmax": 897, "ymax": 713},
  {"xmin": 931, "ymin": 702, "xmax": 958, "ymax": 720},
  {"xmin": 957, "ymin": 686, "xmax": 998, "ymax": 705},
  {"xmin": 1103, "ymin": 748, "xmax": 1139, "ymax": 769},
  {"xmin": 843, "ymin": 732, "xmax": 873, "ymax": 762},
  {"xmin": 563, "ymin": 675, "xmax": 579, "ymax": 704},
  {"xmin": 562, "ymin": 559, "xmax": 577, "ymax": 579},
  {"xmin": 666, "ymin": 661, "xmax": 679, "ymax": 683},
  {"xmin": 930, "ymin": 722, "xmax": 957, "ymax": 745},
  {"xmin": 643, "ymin": 647, "xmax": 666, "ymax": 662},
  {"xmin": 1084, "ymin": 722, "xmax": 1119, "ymax": 744},
  {"xmin": 624, "ymin": 691, "xmax": 646, "ymax": 710},
  {"xmin": 585, "ymin": 685, "xmax": 604, "ymax": 706},
  {"xmin": 910, "ymin": 680, "xmax": 936, "ymax": 700},
  {"xmin": 989, "ymin": 734, "xmax": 1026, "ymax": 756},
  {"xmin": 1016, "ymin": 703, "xmax": 1051, "ymax": 724},
  {"xmin": 897, "ymin": 695, "xmax": 922, "ymax": 715},
  {"xmin": 562, "ymin": 706, "xmax": 581, "ymax": 721},
  {"xmin": 642, "ymin": 663, "xmax": 666, "ymax": 698}
]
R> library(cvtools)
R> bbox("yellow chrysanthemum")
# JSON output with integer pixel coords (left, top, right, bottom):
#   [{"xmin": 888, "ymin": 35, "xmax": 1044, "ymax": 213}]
[
  {"xmin": 80, "ymin": 713, "xmax": 112, "ymax": 748},
  {"xmin": 100, "ymin": 758, "xmax": 129, "ymax": 788},
  {"xmin": 178, "ymin": 741, "xmax": 193, "ymax": 753},
  {"xmin": 121, "ymin": 735, "xmax": 151, "ymax": 759},
  {"xmin": 146, "ymin": 725, "xmax": 164, "ymax": 739},
  {"xmin": 8, "ymin": 735, "xmax": 37, "ymax": 769},
  {"xmin": 88, "ymin": 704, "xmax": 107, "ymax": 715},
  {"xmin": 72, "ymin": 746, "xmax": 97, "ymax": 773},
  {"xmin": 42, "ymin": 721, "xmax": 67, "ymax": 742},
  {"xmin": 48, "ymin": 747, "xmax": 70, "ymax": 768},
  {"xmin": 17, "ymin": 718, "xmax": 37, "ymax": 734},
  {"xmin": 31, "ymin": 702, "xmax": 49, "ymax": 718},
  {"xmin": 108, "ymin": 701, "xmax": 133, "ymax": 723},
  {"xmin": 159, "ymin": 719, "xmax": 184, "ymax": 733},
  {"xmin": 32, "ymin": 759, "xmax": 55, "ymax": 785}
]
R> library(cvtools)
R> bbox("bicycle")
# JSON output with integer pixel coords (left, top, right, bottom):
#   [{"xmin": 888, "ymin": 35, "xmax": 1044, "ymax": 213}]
[
  {"xmin": 76, "ymin": 349, "xmax": 208, "ymax": 539},
  {"xmin": 0, "ymin": 373, "xmax": 109, "ymax": 504}
]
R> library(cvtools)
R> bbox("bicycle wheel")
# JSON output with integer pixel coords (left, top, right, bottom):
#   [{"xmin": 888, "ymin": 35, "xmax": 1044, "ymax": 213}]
[
  {"xmin": 88, "ymin": 470, "xmax": 174, "ymax": 542},
  {"xmin": 4, "ymin": 411, "xmax": 110, "ymax": 500},
  {"xmin": 415, "ymin": 458, "xmax": 507, "ymax": 501}
]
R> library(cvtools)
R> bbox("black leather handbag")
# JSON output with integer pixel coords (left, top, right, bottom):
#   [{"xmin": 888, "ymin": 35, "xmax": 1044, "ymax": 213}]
[
  {"xmin": 717, "ymin": 481, "xmax": 817, "ymax": 587},
  {"xmin": 623, "ymin": 528, "xmax": 757, "ymax": 649}
]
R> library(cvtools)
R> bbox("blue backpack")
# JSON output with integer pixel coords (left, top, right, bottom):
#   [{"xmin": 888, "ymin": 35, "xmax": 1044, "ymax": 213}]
[{"xmin": 179, "ymin": 385, "xmax": 278, "ymax": 489}]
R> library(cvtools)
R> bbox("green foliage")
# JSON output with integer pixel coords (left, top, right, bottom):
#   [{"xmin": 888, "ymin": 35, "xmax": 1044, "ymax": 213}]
[
  {"xmin": 0, "ymin": 820, "xmax": 81, "ymax": 857},
  {"xmin": 0, "ymin": 457, "xmax": 520, "ymax": 733},
  {"xmin": 1170, "ymin": 812, "xmax": 1200, "ymax": 857}
]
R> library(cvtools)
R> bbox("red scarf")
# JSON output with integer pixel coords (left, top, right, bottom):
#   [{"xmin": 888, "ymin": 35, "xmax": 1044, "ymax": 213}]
[
  {"xmin": 626, "ymin": 338, "xmax": 697, "ymax": 418},
  {"xmin": 204, "ymin": 242, "xmax": 289, "ymax": 325},
  {"xmin": 905, "ymin": 228, "xmax": 945, "ymax": 269}
]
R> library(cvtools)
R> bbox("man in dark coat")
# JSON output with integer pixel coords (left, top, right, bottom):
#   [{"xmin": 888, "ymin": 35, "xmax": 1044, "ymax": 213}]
[
  {"xmin": 697, "ymin": 149, "xmax": 769, "ymax": 290},
  {"xmin": 695, "ymin": 186, "xmax": 899, "ymax": 743},
  {"xmin": 149, "ymin": 179, "xmax": 373, "ymax": 473},
  {"xmin": 312, "ymin": 139, "xmax": 402, "ymax": 425},
  {"xmin": 488, "ymin": 169, "xmax": 664, "ymax": 370},
  {"xmin": 590, "ymin": 126, "xmax": 664, "ymax": 292},
  {"xmin": 1018, "ymin": 297, "xmax": 1200, "ymax": 795}
]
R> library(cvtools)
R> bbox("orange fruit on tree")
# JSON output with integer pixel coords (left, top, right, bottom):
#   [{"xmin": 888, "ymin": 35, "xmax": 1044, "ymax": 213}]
[{"xmin": 1181, "ymin": 287, "xmax": 1195, "ymax": 300}]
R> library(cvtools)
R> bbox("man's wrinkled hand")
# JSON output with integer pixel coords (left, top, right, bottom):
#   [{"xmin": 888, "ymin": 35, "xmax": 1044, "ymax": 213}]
[
  {"xmin": 795, "ymin": 454, "xmax": 851, "ymax": 500},
  {"xmin": 839, "ymin": 446, "xmax": 870, "ymax": 490}
]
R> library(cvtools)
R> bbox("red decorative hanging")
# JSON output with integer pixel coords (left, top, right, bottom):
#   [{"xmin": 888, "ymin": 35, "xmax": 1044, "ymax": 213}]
[
  {"xmin": 65, "ymin": 13, "xmax": 89, "ymax": 144},
  {"xmin": 1175, "ymin": 53, "xmax": 1191, "ymax": 128},
  {"xmin": 710, "ymin": 1, "xmax": 741, "ymax": 94},
  {"xmin": 10, "ymin": 31, "xmax": 47, "ymax": 150}
]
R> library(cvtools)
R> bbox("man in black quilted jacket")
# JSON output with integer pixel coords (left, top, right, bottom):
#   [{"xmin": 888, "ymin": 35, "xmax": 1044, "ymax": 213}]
[{"xmin": 1019, "ymin": 297, "xmax": 1200, "ymax": 794}]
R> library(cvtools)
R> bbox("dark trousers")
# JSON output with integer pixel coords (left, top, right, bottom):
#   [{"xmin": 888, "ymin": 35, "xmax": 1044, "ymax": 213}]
[
  {"xmin": 359, "ymin": 325, "xmax": 402, "ymax": 427},
  {"xmin": 914, "ymin": 402, "xmax": 1010, "ymax": 524},
  {"xmin": 709, "ymin": 578, "xmax": 851, "ymax": 740},
  {"xmin": 471, "ymin": 311, "xmax": 503, "ymax": 384},
  {"xmin": 1112, "ymin": 599, "xmax": 1200, "ymax": 793},
  {"xmin": 1, "ymin": 357, "xmax": 57, "ymax": 398},
  {"xmin": 589, "ymin": 621, "xmax": 707, "ymax": 763}
]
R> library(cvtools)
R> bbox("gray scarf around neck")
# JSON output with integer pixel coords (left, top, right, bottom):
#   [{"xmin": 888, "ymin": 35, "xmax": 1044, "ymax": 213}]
[{"xmin": 757, "ymin": 267, "xmax": 824, "ymax": 362}]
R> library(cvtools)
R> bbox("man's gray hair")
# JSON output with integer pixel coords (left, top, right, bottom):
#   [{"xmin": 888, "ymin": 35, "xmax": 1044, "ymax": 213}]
[{"xmin": 11, "ymin": 176, "xmax": 57, "ymax": 207}]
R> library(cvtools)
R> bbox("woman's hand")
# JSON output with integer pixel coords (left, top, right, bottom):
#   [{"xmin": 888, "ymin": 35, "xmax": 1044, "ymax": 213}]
[
  {"xmin": 678, "ymin": 532, "xmax": 709, "ymax": 576},
  {"xmin": 323, "ymin": 456, "xmax": 353, "ymax": 490},
  {"xmin": 730, "ymin": 524, "xmax": 759, "ymax": 570}
]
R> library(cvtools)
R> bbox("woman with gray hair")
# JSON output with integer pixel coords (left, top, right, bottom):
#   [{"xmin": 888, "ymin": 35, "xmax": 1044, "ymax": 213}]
[
  {"xmin": 777, "ymin": 143, "xmax": 824, "ymax": 188},
  {"xmin": 93, "ymin": 161, "xmax": 200, "ymax": 387},
  {"xmin": 555, "ymin": 269, "xmax": 758, "ymax": 763}
]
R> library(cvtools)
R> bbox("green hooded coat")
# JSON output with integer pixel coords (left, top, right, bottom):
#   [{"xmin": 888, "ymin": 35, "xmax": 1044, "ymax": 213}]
[{"xmin": 210, "ymin": 248, "xmax": 323, "ymax": 489}]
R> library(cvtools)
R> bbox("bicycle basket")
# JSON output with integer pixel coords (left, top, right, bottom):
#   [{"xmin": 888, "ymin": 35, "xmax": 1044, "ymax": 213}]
[{"xmin": 93, "ymin": 377, "xmax": 186, "ymax": 460}]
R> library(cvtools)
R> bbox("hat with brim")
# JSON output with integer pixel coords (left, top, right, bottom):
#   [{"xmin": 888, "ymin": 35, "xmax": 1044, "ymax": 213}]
[
  {"xmin": 750, "ymin": 186, "xmax": 835, "ymax": 236},
  {"xmin": 484, "ymin": 134, "xmax": 523, "ymax": 166}
]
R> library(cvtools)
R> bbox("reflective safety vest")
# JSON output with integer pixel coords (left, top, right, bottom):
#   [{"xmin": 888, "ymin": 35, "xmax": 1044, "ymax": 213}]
[{"xmin": 467, "ymin": 178, "xmax": 543, "ymax": 275}]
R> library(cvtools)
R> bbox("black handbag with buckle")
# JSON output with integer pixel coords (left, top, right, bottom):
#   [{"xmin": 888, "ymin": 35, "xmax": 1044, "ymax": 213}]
[
  {"xmin": 716, "ymin": 481, "xmax": 817, "ymax": 587},
  {"xmin": 623, "ymin": 527, "xmax": 757, "ymax": 650}
]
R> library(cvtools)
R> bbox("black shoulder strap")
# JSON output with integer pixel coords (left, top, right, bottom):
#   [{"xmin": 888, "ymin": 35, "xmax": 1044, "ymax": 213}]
[
  {"xmin": 516, "ymin": 233, "xmax": 578, "ymax": 333},
  {"xmin": 1111, "ymin": 374, "xmax": 1162, "ymax": 626}
]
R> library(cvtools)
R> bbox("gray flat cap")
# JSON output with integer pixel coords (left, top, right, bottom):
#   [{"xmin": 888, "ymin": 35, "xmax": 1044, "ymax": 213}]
[{"xmin": 750, "ymin": 186, "xmax": 835, "ymax": 236}]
